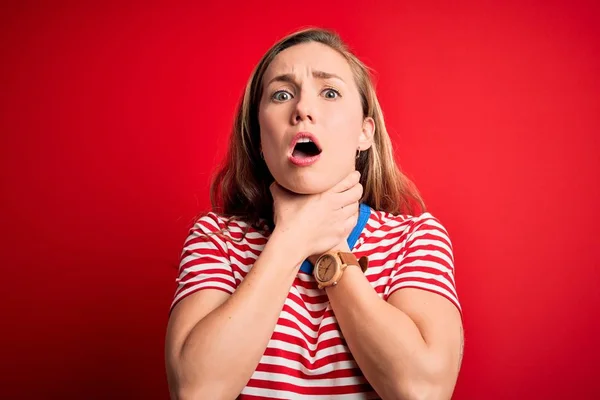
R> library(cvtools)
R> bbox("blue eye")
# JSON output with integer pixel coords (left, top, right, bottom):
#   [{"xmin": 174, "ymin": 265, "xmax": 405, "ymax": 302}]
[
  {"xmin": 322, "ymin": 88, "xmax": 340, "ymax": 99},
  {"xmin": 272, "ymin": 91, "xmax": 292, "ymax": 102}
]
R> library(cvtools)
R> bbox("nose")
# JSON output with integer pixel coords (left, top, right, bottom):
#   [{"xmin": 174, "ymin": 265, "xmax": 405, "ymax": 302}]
[{"xmin": 291, "ymin": 93, "xmax": 314, "ymax": 124}]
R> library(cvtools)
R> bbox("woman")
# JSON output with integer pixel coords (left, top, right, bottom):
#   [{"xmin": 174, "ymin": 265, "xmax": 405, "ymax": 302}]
[{"xmin": 165, "ymin": 27, "xmax": 463, "ymax": 400}]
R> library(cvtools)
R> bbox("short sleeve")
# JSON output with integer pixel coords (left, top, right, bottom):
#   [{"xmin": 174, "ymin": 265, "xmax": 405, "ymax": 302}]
[
  {"xmin": 387, "ymin": 213, "xmax": 461, "ymax": 315},
  {"xmin": 170, "ymin": 212, "xmax": 236, "ymax": 312}
]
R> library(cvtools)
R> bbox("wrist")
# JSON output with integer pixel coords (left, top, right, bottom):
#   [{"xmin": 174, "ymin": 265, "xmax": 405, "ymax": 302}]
[
  {"xmin": 308, "ymin": 242, "xmax": 351, "ymax": 265},
  {"xmin": 268, "ymin": 226, "xmax": 308, "ymax": 267},
  {"xmin": 313, "ymin": 247, "xmax": 368, "ymax": 290},
  {"xmin": 332, "ymin": 241, "xmax": 351, "ymax": 253}
]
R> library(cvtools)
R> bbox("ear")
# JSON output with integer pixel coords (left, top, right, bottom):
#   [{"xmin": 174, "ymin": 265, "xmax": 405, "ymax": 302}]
[{"xmin": 358, "ymin": 117, "xmax": 375, "ymax": 150}]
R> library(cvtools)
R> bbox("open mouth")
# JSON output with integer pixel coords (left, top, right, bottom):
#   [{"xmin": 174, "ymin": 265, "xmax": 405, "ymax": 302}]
[{"xmin": 292, "ymin": 138, "xmax": 322, "ymax": 158}]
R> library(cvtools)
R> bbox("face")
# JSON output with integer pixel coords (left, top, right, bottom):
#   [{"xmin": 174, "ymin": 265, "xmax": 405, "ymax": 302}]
[{"xmin": 258, "ymin": 42, "xmax": 375, "ymax": 194}]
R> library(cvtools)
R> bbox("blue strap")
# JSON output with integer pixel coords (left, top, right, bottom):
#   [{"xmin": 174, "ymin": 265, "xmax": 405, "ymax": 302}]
[{"xmin": 298, "ymin": 203, "xmax": 371, "ymax": 274}]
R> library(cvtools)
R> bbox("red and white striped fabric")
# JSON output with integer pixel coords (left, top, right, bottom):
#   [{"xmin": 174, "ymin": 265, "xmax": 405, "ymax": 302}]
[{"xmin": 170, "ymin": 209, "xmax": 461, "ymax": 399}]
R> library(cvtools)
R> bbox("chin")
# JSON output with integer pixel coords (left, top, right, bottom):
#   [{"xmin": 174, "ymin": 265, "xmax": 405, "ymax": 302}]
[{"xmin": 276, "ymin": 170, "xmax": 336, "ymax": 195}]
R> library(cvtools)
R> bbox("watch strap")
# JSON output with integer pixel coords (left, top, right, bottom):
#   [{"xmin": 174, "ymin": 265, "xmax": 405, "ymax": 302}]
[{"xmin": 338, "ymin": 252, "xmax": 368, "ymax": 273}]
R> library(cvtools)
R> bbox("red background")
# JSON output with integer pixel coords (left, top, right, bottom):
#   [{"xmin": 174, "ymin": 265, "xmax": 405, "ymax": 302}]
[{"xmin": 2, "ymin": 1, "xmax": 599, "ymax": 399}]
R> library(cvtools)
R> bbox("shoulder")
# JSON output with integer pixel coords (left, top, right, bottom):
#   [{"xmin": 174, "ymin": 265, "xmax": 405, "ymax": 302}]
[
  {"xmin": 364, "ymin": 209, "xmax": 452, "ymax": 250},
  {"xmin": 189, "ymin": 211, "xmax": 270, "ymax": 242},
  {"xmin": 192, "ymin": 211, "xmax": 229, "ymax": 232},
  {"xmin": 368, "ymin": 209, "xmax": 449, "ymax": 235}
]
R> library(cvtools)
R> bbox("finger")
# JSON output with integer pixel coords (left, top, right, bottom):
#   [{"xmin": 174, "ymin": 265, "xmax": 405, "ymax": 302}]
[
  {"xmin": 329, "ymin": 170, "xmax": 360, "ymax": 193},
  {"xmin": 335, "ymin": 182, "xmax": 363, "ymax": 209},
  {"xmin": 337, "ymin": 201, "xmax": 360, "ymax": 220},
  {"xmin": 342, "ymin": 209, "xmax": 360, "ymax": 235}
]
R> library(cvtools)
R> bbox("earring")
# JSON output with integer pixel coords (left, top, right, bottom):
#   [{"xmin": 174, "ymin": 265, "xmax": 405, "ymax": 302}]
[
  {"xmin": 260, "ymin": 150, "xmax": 264, "ymax": 159},
  {"xmin": 356, "ymin": 148, "xmax": 361, "ymax": 159}
]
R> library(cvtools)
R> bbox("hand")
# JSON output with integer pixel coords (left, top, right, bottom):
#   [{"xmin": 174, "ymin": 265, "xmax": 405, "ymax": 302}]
[{"xmin": 269, "ymin": 170, "xmax": 363, "ymax": 262}]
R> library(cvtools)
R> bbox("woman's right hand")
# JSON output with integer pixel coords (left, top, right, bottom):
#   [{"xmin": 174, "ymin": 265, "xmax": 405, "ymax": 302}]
[{"xmin": 269, "ymin": 170, "xmax": 364, "ymax": 261}]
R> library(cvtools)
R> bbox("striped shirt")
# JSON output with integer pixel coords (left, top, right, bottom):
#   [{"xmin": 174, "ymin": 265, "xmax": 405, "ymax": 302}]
[{"xmin": 170, "ymin": 204, "xmax": 461, "ymax": 399}]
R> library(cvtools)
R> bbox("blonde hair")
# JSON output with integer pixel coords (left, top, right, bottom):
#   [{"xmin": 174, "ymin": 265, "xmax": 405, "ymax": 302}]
[{"xmin": 210, "ymin": 27, "xmax": 425, "ymax": 230}]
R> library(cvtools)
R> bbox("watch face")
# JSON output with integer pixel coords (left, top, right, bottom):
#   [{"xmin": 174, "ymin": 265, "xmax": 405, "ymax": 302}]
[{"xmin": 316, "ymin": 255, "xmax": 337, "ymax": 282}]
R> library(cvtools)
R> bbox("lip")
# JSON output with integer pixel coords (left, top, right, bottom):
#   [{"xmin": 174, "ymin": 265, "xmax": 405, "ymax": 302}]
[
  {"xmin": 287, "ymin": 132, "xmax": 323, "ymax": 167},
  {"xmin": 288, "ymin": 132, "xmax": 322, "ymax": 153},
  {"xmin": 289, "ymin": 152, "xmax": 321, "ymax": 166}
]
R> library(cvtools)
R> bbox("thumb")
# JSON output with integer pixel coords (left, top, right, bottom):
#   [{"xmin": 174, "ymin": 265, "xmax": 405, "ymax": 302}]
[{"xmin": 330, "ymin": 170, "xmax": 361, "ymax": 193}]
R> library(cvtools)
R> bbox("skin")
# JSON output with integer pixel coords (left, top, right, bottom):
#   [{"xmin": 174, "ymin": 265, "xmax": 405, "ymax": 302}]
[
  {"xmin": 261, "ymin": 42, "xmax": 464, "ymax": 399},
  {"xmin": 258, "ymin": 41, "xmax": 375, "ymax": 195},
  {"xmin": 165, "ymin": 41, "xmax": 463, "ymax": 400}
]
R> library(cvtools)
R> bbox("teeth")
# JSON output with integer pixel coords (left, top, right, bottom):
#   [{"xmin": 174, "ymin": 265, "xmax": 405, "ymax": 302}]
[{"xmin": 296, "ymin": 138, "xmax": 313, "ymax": 144}]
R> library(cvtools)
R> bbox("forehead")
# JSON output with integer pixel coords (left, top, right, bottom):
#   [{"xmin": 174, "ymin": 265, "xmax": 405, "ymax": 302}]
[{"xmin": 263, "ymin": 41, "xmax": 354, "ymax": 83}]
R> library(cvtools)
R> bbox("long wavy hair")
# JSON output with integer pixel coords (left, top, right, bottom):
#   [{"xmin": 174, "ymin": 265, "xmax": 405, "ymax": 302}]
[{"xmin": 209, "ymin": 27, "xmax": 425, "ymax": 232}]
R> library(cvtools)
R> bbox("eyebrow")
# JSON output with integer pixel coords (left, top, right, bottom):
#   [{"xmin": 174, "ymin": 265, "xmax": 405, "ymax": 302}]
[{"xmin": 266, "ymin": 70, "xmax": 345, "ymax": 86}]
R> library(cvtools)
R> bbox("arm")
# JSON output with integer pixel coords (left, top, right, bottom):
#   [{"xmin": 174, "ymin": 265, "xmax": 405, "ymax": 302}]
[
  {"xmin": 326, "ymin": 217, "xmax": 463, "ymax": 400},
  {"xmin": 165, "ymin": 229, "xmax": 304, "ymax": 400},
  {"xmin": 165, "ymin": 171, "xmax": 363, "ymax": 399},
  {"xmin": 326, "ymin": 266, "xmax": 463, "ymax": 400}
]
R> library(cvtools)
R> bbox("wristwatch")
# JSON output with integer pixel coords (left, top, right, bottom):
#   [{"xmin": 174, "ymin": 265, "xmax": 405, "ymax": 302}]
[{"xmin": 313, "ymin": 251, "xmax": 368, "ymax": 289}]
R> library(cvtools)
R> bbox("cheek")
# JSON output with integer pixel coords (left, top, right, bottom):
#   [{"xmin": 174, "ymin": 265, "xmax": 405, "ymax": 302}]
[
  {"xmin": 259, "ymin": 108, "xmax": 280, "ymax": 149},
  {"xmin": 325, "ymin": 110, "xmax": 363, "ymax": 150},
  {"xmin": 326, "ymin": 99, "xmax": 362, "ymax": 132}
]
